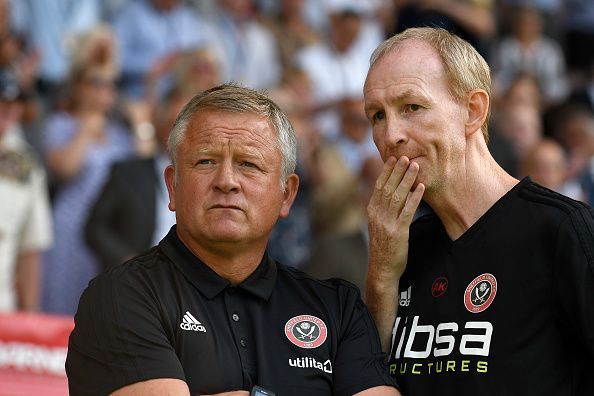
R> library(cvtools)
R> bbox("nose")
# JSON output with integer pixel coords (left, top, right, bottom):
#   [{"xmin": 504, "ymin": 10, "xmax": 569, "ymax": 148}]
[
  {"xmin": 383, "ymin": 118, "xmax": 408, "ymax": 148},
  {"xmin": 213, "ymin": 159, "xmax": 240, "ymax": 193}
]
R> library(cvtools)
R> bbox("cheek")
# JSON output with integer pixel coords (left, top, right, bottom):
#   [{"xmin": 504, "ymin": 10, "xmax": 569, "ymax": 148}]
[{"xmin": 372, "ymin": 130, "xmax": 388, "ymax": 159}]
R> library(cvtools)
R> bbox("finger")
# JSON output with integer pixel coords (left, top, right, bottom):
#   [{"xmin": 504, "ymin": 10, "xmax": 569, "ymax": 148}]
[
  {"xmin": 375, "ymin": 156, "xmax": 397, "ymax": 189},
  {"xmin": 390, "ymin": 160, "xmax": 420, "ymax": 211},
  {"xmin": 399, "ymin": 183, "xmax": 425, "ymax": 226},
  {"xmin": 381, "ymin": 156, "xmax": 410, "ymax": 201},
  {"xmin": 369, "ymin": 156, "xmax": 397, "ymax": 207}
]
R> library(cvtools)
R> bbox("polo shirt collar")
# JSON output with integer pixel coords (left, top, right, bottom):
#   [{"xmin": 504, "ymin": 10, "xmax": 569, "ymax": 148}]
[{"xmin": 160, "ymin": 226, "xmax": 277, "ymax": 301}]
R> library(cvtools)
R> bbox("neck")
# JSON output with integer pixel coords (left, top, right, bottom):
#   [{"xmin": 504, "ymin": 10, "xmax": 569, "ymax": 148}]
[
  {"xmin": 177, "ymin": 229, "xmax": 266, "ymax": 284},
  {"xmin": 424, "ymin": 137, "xmax": 519, "ymax": 241}
]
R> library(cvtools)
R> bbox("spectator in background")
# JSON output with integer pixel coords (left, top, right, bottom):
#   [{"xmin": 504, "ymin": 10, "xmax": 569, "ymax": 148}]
[
  {"xmin": 0, "ymin": 0, "xmax": 38, "ymax": 99},
  {"xmin": 124, "ymin": 47, "xmax": 223, "ymax": 159},
  {"xmin": 389, "ymin": 0, "xmax": 496, "ymax": 59},
  {"xmin": 204, "ymin": 0, "xmax": 281, "ymax": 90},
  {"xmin": 85, "ymin": 87, "xmax": 190, "ymax": 270},
  {"xmin": 494, "ymin": 72, "xmax": 542, "ymax": 110},
  {"xmin": 301, "ymin": 97, "xmax": 379, "ymax": 291},
  {"xmin": 294, "ymin": 0, "xmax": 383, "ymax": 139},
  {"xmin": 497, "ymin": 0, "xmax": 563, "ymax": 41},
  {"xmin": 41, "ymin": 56, "xmax": 132, "ymax": 315},
  {"xmin": 10, "ymin": 0, "xmax": 101, "ymax": 106},
  {"xmin": 332, "ymin": 96, "xmax": 378, "ymax": 176},
  {"xmin": 494, "ymin": 104, "xmax": 543, "ymax": 165},
  {"xmin": 169, "ymin": 48, "xmax": 221, "ymax": 98},
  {"xmin": 261, "ymin": 0, "xmax": 320, "ymax": 71},
  {"xmin": 550, "ymin": 105, "xmax": 594, "ymax": 206},
  {"xmin": 491, "ymin": 5, "xmax": 569, "ymax": 107},
  {"xmin": 266, "ymin": 68, "xmax": 319, "ymax": 268},
  {"xmin": 562, "ymin": 0, "xmax": 594, "ymax": 83},
  {"xmin": 489, "ymin": 73, "xmax": 544, "ymax": 176},
  {"xmin": 0, "ymin": 70, "xmax": 52, "ymax": 312},
  {"xmin": 112, "ymin": 0, "xmax": 209, "ymax": 99},
  {"xmin": 520, "ymin": 137, "xmax": 584, "ymax": 200}
]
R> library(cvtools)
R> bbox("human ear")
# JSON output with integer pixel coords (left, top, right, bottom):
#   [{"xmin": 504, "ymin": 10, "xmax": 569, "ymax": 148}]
[
  {"xmin": 279, "ymin": 173, "xmax": 300, "ymax": 218},
  {"xmin": 164, "ymin": 165, "xmax": 176, "ymax": 212},
  {"xmin": 465, "ymin": 89, "xmax": 489, "ymax": 138}
]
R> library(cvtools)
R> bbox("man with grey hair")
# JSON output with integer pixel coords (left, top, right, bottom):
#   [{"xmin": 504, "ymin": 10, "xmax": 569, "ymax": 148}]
[
  {"xmin": 66, "ymin": 84, "xmax": 400, "ymax": 396},
  {"xmin": 364, "ymin": 27, "xmax": 594, "ymax": 394}
]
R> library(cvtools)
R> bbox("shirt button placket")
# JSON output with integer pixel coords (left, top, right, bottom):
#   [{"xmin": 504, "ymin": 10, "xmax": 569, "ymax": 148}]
[{"xmin": 225, "ymin": 288, "xmax": 248, "ymax": 353}]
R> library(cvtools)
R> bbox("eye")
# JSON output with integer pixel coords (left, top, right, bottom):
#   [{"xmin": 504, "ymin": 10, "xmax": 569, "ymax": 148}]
[
  {"xmin": 196, "ymin": 159, "xmax": 214, "ymax": 165},
  {"xmin": 240, "ymin": 161, "xmax": 258, "ymax": 169},
  {"xmin": 372, "ymin": 111, "xmax": 385, "ymax": 122},
  {"xmin": 404, "ymin": 104, "xmax": 422, "ymax": 113}
]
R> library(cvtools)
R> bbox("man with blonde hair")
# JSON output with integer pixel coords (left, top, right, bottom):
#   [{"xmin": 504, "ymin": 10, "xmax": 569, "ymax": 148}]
[{"xmin": 364, "ymin": 27, "xmax": 594, "ymax": 394}]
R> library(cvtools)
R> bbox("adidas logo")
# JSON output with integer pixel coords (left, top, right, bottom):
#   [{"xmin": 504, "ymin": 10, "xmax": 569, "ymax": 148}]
[
  {"xmin": 180, "ymin": 311, "xmax": 206, "ymax": 332},
  {"xmin": 399, "ymin": 285, "xmax": 412, "ymax": 307}
]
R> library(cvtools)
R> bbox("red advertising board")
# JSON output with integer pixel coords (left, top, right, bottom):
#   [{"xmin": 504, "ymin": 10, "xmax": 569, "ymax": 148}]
[{"xmin": 0, "ymin": 312, "xmax": 73, "ymax": 396}]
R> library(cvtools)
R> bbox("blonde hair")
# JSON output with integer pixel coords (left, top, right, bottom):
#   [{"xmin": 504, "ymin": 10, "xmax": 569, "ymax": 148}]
[
  {"xmin": 370, "ymin": 27, "xmax": 492, "ymax": 142},
  {"xmin": 69, "ymin": 24, "xmax": 119, "ymax": 82}
]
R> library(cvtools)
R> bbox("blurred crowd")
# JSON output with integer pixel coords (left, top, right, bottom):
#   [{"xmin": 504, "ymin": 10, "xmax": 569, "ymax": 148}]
[{"xmin": 1, "ymin": 0, "xmax": 593, "ymax": 315}]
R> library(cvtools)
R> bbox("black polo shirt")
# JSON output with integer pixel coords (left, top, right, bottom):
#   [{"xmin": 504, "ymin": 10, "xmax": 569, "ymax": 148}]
[{"xmin": 66, "ymin": 226, "xmax": 397, "ymax": 395}]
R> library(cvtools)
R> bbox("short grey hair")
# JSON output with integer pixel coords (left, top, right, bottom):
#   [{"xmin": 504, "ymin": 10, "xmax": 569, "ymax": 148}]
[
  {"xmin": 168, "ymin": 83, "xmax": 297, "ymax": 185},
  {"xmin": 370, "ymin": 27, "xmax": 492, "ymax": 142}
]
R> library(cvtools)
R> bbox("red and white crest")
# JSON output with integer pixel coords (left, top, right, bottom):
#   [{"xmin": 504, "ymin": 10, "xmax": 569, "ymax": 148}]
[
  {"xmin": 285, "ymin": 315, "xmax": 327, "ymax": 349},
  {"xmin": 464, "ymin": 273, "xmax": 497, "ymax": 313}
]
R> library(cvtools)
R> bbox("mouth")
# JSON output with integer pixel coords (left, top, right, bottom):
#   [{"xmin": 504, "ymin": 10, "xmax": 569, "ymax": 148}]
[{"xmin": 210, "ymin": 204, "xmax": 243, "ymax": 211}]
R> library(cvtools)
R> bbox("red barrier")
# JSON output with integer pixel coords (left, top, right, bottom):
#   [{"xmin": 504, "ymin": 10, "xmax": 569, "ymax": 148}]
[{"xmin": 0, "ymin": 312, "xmax": 73, "ymax": 396}]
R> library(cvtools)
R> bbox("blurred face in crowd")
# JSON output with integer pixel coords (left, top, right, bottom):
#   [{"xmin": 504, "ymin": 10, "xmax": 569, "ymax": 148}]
[
  {"xmin": 522, "ymin": 139, "xmax": 567, "ymax": 191},
  {"xmin": 513, "ymin": 7, "xmax": 542, "ymax": 43},
  {"xmin": 505, "ymin": 74, "xmax": 541, "ymax": 110},
  {"xmin": 340, "ymin": 97, "xmax": 370, "ymax": 143},
  {"xmin": 364, "ymin": 39, "xmax": 468, "ymax": 193},
  {"xmin": 329, "ymin": 11, "xmax": 362, "ymax": 52},
  {"xmin": 500, "ymin": 105, "xmax": 542, "ymax": 157},
  {"xmin": 165, "ymin": 109, "xmax": 298, "ymax": 253},
  {"xmin": 74, "ymin": 71, "xmax": 116, "ymax": 113},
  {"xmin": 154, "ymin": 92, "xmax": 192, "ymax": 150}
]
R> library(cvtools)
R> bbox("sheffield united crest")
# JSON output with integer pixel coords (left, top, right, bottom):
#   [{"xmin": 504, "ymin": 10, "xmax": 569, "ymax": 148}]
[
  {"xmin": 464, "ymin": 273, "xmax": 497, "ymax": 313},
  {"xmin": 285, "ymin": 315, "xmax": 328, "ymax": 349}
]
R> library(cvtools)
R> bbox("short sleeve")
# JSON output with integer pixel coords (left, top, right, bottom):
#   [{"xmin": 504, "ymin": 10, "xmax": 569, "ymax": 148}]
[
  {"xmin": 18, "ymin": 167, "xmax": 52, "ymax": 252},
  {"xmin": 66, "ymin": 269, "xmax": 185, "ymax": 395},
  {"xmin": 554, "ymin": 205, "xmax": 594, "ymax": 357},
  {"xmin": 332, "ymin": 286, "xmax": 399, "ymax": 396}
]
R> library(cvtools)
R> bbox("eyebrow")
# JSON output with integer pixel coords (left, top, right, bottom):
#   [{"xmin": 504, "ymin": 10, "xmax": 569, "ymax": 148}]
[{"xmin": 365, "ymin": 88, "xmax": 427, "ymax": 114}]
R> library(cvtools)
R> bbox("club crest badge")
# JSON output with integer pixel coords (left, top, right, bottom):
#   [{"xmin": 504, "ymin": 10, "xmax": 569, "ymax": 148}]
[
  {"xmin": 464, "ymin": 273, "xmax": 497, "ymax": 313},
  {"xmin": 285, "ymin": 315, "xmax": 327, "ymax": 349}
]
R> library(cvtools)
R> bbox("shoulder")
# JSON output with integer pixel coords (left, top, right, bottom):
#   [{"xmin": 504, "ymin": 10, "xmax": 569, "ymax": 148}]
[
  {"xmin": 276, "ymin": 263, "xmax": 363, "ymax": 303},
  {"xmin": 518, "ymin": 180, "xmax": 593, "ymax": 222},
  {"xmin": 518, "ymin": 180, "xmax": 594, "ymax": 258},
  {"xmin": 85, "ymin": 247, "xmax": 170, "ymax": 299}
]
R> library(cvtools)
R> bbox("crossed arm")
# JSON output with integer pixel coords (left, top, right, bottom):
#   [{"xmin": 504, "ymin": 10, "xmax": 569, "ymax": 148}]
[{"xmin": 110, "ymin": 380, "xmax": 399, "ymax": 395}]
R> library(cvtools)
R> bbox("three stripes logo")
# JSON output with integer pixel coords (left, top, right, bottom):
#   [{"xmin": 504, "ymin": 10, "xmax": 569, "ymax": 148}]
[
  {"xmin": 399, "ymin": 285, "xmax": 412, "ymax": 307},
  {"xmin": 180, "ymin": 311, "xmax": 207, "ymax": 332}
]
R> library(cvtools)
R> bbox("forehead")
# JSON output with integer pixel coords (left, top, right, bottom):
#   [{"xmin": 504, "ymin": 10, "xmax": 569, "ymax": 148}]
[
  {"xmin": 183, "ymin": 109, "xmax": 277, "ymax": 149},
  {"xmin": 364, "ymin": 40, "xmax": 447, "ymax": 102}
]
